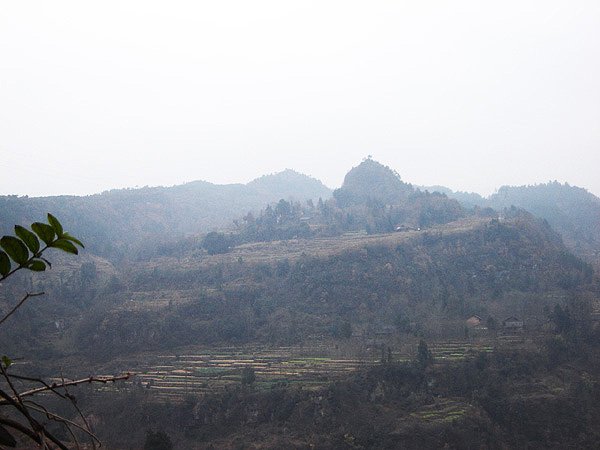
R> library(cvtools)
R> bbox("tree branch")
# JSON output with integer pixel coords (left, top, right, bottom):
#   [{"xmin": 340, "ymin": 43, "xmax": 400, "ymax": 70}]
[
  {"xmin": 4, "ymin": 374, "xmax": 67, "ymax": 401},
  {"xmin": 62, "ymin": 372, "xmax": 99, "ymax": 450},
  {"xmin": 24, "ymin": 400, "xmax": 97, "ymax": 449},
  {"xmin": 0, "ymin": 416, "xmax": 42, "ymax": 445},
  {"xmin": 0, "ymin": 379, "xmax": 67, "ymax": 450},
  {"xmin": 0, "ymin": 292, "xmax": 45, "ymax": 326},
  {"xmin": 0, "ymin": 373, "xmax": 132, "ymax": 405}
]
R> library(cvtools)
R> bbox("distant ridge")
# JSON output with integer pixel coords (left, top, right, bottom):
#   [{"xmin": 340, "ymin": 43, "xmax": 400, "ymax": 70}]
[
  {"xmin": 0, "ymin": 170, "xmax": 332, "ymax": 260},
  {"xmin": 488, "ymin": 182, "xmax": 600, "ymax": 266},
  {"xmin": 423, "ymin": 181, "xmax": 600, "ymax": 266},
  {"xmin": 247, "ymin": 169, "xmax": 331, "ymax": 200}
]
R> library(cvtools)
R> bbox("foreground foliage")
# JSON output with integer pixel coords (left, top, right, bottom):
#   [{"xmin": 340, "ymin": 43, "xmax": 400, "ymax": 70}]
[{"xmin": 0, "ymin": 214, "xmax": 129, "ymax": 449}]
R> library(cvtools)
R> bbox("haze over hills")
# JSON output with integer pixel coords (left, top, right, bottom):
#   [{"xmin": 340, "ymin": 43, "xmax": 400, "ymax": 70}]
[
  {"xmin": 2, "ymin": 158, "xmax": 600, "ymax": 449},
  {"xmin": 2, "ymin": 1, "xmax": 599, "ymax": 446},
  {"xmin": 0, "ymin": 169, "xmax": 331, "ymax": 260},
  {"xmin": 2, "ymin": 157, "xmax": 599, "ymax": 270},
  {"xmin": 1, "ymin": 158, "xmax": 595, "ymax": 360},
  {"xmin": 422, "ymin": 181, "xmax": 600, "ymax": 267},
  {"xmin": 2, "ymin": 158, "xmax": 600, "ymax": 269}
]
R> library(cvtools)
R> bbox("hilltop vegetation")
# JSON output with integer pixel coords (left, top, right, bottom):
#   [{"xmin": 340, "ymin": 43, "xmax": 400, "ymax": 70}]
[
  {"xmin": 425, "ymin": 181, "xmax": 600, "ymax": 267},
  {"xmin": 333, "ymin": 158, "xmax": 413, "ymax": 206},
  {"xmin": 488, "ymin": 183, "xmax": 600, "ymax": 266},
  {"xmin": 3, "ymin": 159, "xmax": 598, "ymax": 269},
  {"xmin": 219, "ymin": 160, "xmax": 466, "ymax": 249},
  {"xmin": 0, "ymin": 170, "xmax": 331, "ymax": 261}
]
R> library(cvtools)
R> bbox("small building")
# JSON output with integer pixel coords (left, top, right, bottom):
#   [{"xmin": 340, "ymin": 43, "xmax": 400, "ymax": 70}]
[
  {"xmin": 395, "ymin": 224, "xmax": 421, "ymax": 232},
  {"xmin": 503, "ymin": 316, "xmax": 524, "ymax": 329},
  {"xmin": 466, "ymin": 315, "xmax": 483, "ymax": 327}
]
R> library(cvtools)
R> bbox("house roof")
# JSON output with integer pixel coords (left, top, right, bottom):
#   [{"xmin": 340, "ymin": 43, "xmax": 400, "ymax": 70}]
[{"xmin": 503, "ymin": 316, "xmax": 521, "ymax": 322}]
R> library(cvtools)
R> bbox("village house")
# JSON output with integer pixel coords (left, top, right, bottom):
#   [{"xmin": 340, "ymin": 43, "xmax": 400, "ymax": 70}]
[
  {"xmin": 503, "ymin": 316, "xmax": 524, "ymax": 330},
  {"xmin": 466, "ymin": 315, "xmax": 483, "ymax": 328}
]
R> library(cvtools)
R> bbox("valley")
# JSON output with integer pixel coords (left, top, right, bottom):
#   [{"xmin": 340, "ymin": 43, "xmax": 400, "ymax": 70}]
[{"xmin": 1, "ymin": 160, "xmax": 599, "ymax": 449}]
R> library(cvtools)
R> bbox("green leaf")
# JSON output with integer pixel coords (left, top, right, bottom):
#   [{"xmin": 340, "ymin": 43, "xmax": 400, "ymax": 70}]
[
  {"xmin": 62, "ymin": 232, "xmax": 84, "ymax": 248},
  {"xmin": 0, "ymin": 251, "xmax": 10, "ymax": 276},
  {"xmin": 27, "ymin": 260, "xmax": 46, "ymax": 271},
  {"xmin": 47, "ymin": 213, "xmax": 64, "ymax": 237},
  {"xmin": 40, "ymin": 257, "xmax": 52, "ymax": 268},
  {"xmin": 31, "ymin": 222, "xmax": 55, "ymax": 245},
  {"xmin": 1, "ymin": 355, "xmax": 12, "ymax": 368},
  {"xmin": 0, "ymin": 236, "xmax": 29, "ymax": 265},
  {"xmin": 14, "ymin": 225, "xmax": 40, "ymax": 254},
  {"xmin": 0, "ymin": 423, "xmax": 16, "ymax": 447},
  {"xmin": 50, "ymin": 239, "xmax": 78, "ymax": 255}
]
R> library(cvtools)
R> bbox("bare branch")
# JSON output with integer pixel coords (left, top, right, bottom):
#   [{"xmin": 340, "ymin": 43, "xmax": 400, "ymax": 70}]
[
  {"xmin": 0, "ymin": 373, "xmax": 133, "ymax": 405},
  {"xmin": 4, "ymin": 373, "xmax": 68, "ymax": 401},
  {"xmin": 62, "ymin": 372, "xmax": 99, "ymax": 450},
  {"xmin": 0, "ymin": 416, "xmax": 43, "ymax": 445},
  {"xmin": 0, "ymin": 378, "xmax": 68, "ymax": 450},
  {"xmin": 0, "ymin": 366, "xmax": 46, "ymax": 444},
  {"xmin": 25, "ymin": 399, "xmax": 81, "ymax": 449},
  {"xmin": 0, "ymin": 292, "xmax": 45, "ymax": 326}
]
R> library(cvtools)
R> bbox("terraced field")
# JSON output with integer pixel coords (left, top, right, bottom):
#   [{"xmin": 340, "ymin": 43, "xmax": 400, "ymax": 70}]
[
  {"xmin": 428, "ymin": 340, "xmax": 494, "ymax": 363},
  {"xmin": 109, "ymin": 334, "xmax": 529, "ymax": 402},
  {"xmin": 410, "ymin": 398, "xmax": 473, "ymax": 424},
  {"xmin": 124, "ymin": 346, "xmax": 376, "ymax": 402}
]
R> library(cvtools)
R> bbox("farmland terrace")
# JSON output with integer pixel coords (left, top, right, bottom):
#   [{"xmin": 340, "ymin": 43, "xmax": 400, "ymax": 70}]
[{"xmin": 90, "ymin": 334, "xmax": 527, "ymax": 403}]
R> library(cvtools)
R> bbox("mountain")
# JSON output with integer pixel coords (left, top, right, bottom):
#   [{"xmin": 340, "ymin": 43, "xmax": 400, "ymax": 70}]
[
  {"xmin": 333, "ymin": 158, "xmax": 413, "ymax": 206},
  {"xmin": 3, "ymin": 161, "xmax": 598, "ymax": 449},
  {"xmin": 30, "ymin": 211, "xmax": 588, "ymax": 360},
  {"xmin": 419, "ymin": 185, "xmax": 486, "ymax": 209},
  {"xmin": 247, "ymin": 169, "xmax": 331, "ymax": 200},
  {"xmin": 487, "ymin": 183, "xmax": 600, "ymax": 266},
  {"xmin": 0, "ymin": 170, "xmax": 332, "ymax": 260},
  {"xmin": 424, "ymin": 182, "xmax": 600, "ymax": 267}
]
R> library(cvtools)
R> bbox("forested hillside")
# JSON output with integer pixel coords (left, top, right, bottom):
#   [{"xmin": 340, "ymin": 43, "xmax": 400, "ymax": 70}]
[
  {"xmin": 424, "ymin": 182, "xmax": 600, "ymax": 267},
  {"xmin": 226, "ymin": 159, "xmax": 466, "ymax": 247},
  {"xmin": 333, "ymin": 158, "xmax": 413, "ymax": 206},
  {"xmin": 0, "ymin": 170, "xmax": 331, "ymax": 261},
  {"xmin": 2, "ymin": 161, "xmax": 595, "ymax": 362},
  {"xmin": 3, "ymin": 211, "xmax": 590, "ymax": 363},
  {"xmin": 3, "ymin": 207, "xmax": 597, "ymax": 449},
  {"xmin": 488, "ymin": 183, "xmax": 600, "ymax": 266}
]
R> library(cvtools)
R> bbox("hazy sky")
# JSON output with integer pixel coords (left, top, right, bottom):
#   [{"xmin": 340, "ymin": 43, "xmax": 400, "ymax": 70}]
[{"xmin": 1, "ymin": 1, "xmax": 599, "ymax": 197}]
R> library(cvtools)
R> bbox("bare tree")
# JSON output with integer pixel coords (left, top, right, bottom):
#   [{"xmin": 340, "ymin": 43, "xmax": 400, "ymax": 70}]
[{"xmin": 0, "ymin": 214, "xmax": 130, "ymax": 448}]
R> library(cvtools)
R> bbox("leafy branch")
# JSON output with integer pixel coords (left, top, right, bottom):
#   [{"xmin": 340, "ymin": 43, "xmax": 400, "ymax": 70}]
[
  {"xmin": 0, "ymin": 213, "xmax": 83, "ymax": 282},
  {"xmin": 0, "ymin": 214, "xmax": 129, "ymax": 448}
]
